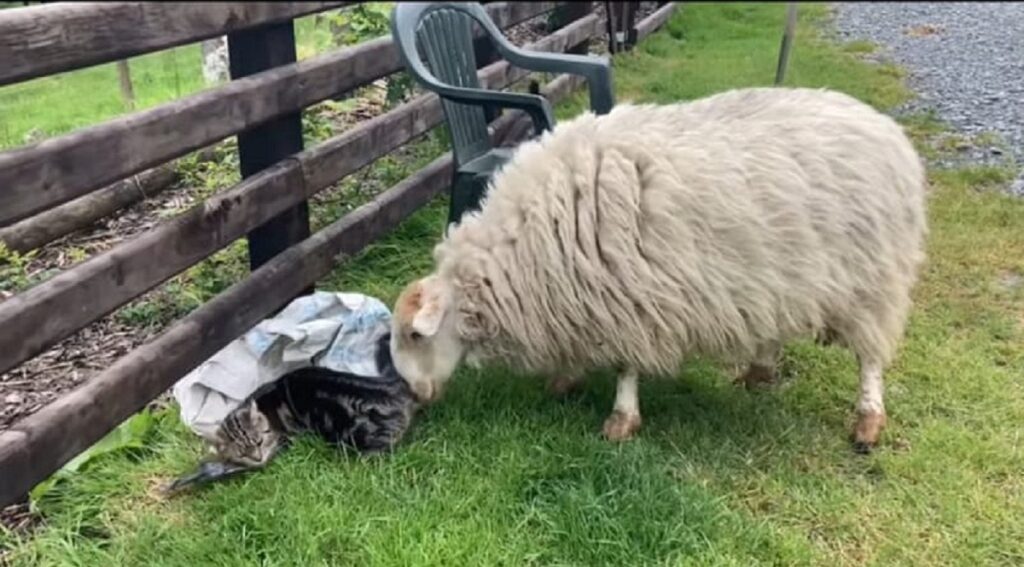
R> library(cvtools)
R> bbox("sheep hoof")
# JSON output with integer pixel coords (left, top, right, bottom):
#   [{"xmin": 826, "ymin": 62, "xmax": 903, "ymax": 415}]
[
  {"xmin": 602, "ymin": 410, "xmax": 642, "ymax": 441},
  {"xmin": 852, "ymin": 411, "xmax": 887, "ymax": 454},
  {"xmin": 546, "ymin": 375, "xmax": 581, "ymax": 397},
  {"xmin": 734, "ymin": 364, "xmax": 778, "ymax": 390}
]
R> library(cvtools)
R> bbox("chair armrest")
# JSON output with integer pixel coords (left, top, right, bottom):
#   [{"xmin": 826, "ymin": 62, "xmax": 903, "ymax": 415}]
[
  {"xmin": 390, "ymin": 5, "xmax": 555, "ymax": 134},
  {"xmin": 491, "ymin": 47, "xmax": 615, "ymax": 115},
  {"xmin": 455, "ymin": 3, "xmax": 615, "ymax": 115},
  {"xmin": 434, "ymin": 85, "xmax": 556, "ymax": 135}
]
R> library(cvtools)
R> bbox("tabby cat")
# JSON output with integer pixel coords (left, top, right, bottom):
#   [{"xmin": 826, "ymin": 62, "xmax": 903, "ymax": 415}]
[{"xmin": 163, "ymin": 332, "xmax": 417, "ymax": 495}]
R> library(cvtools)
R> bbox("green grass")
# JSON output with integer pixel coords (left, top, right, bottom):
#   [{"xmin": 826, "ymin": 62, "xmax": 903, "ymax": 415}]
[
  {"xmin": 5, "ymin": 3, "xmax": 1024, "ymax": 565},
  {"xmin": 0, "ymin": 44, "xmax": 204, "ymax": 149},
  {"xmin": 0, "ymin": 9, "xmax": 371, "ymax": 149}
]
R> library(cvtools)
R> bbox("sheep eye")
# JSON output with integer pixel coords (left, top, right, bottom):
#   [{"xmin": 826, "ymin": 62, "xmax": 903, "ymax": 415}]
[{"xmin": 409, "ymin": 331, "xmax": 423, "ymax": 342}]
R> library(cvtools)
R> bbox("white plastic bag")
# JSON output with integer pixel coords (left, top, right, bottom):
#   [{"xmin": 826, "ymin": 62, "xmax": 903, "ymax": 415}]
[{"xmin": 171, "ymin": 291, "xmax": 392, "ymax": 441}]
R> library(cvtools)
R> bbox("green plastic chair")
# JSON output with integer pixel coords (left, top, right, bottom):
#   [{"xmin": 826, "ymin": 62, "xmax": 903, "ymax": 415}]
[{"xmin": 390, "ymin": 2, "xmax": 615, "ymax": 230}]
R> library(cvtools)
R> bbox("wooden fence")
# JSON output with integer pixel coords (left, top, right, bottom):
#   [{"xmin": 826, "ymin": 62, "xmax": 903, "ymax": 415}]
[{"xmin": 0, "ymin": 1, "xmax": 678, "ymax": 507}]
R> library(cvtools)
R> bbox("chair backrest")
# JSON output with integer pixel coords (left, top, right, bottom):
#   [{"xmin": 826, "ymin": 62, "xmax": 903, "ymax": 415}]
[{"xmin": 393, "ymin": 3, "xmax": 493, "ymax": 166}]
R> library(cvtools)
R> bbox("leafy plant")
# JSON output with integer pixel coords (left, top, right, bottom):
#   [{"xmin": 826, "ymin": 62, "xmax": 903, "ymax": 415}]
[
  {"xmin": 29, "ymin": 411, "xmax": 157, "ymax": 512},
  {"xmin": 385, "ymin": 71, "xmax": 415, "ymax": 107},
  {"xmin": 303, "ymin": 106, "xmax": 335, "ymax": 145},
  {"xmin": 324, "ymin": 3, "xmax": 394, "ymax": 46},
  {"xmin": 322, "ymin": 3, "xmax": 413, "ymax": 105},
  {"xmin": 0, "ymin": 241, "xmax": 38, "ymax": 294}
]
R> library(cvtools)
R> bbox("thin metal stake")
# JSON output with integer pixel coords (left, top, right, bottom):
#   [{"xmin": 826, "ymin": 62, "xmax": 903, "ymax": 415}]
[{"xmin": 775, "ymin": 3, "xmax": 799, "ymax": 86}]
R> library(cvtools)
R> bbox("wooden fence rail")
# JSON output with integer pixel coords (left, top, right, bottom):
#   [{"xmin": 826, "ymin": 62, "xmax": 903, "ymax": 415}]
[
  {"xmin": 0, "ymin": 2, "xmax": 351, "ymax": 86},
  {"xmin": 0, "ymin": 1, "xmax": 555, "ymax": 225},
  {"xmin": 0, "ymin": 74, "xmax": 584, "ymax": 506},
  {"xmin": 0, "ymin": 13, "xmax": 601, "ymax": 379},
  {"xmin": 635, "ymin": 1, "xmax": 677, "ymax": 41},
  {"xmin": 0, "ymin": 1, "xmax": 678, "ymax": 507}
]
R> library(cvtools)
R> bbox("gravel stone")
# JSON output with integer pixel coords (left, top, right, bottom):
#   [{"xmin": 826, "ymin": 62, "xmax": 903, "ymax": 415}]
[{"xmin": 831, "ymin": 2, "xmax": 1024, "ymax": 194}]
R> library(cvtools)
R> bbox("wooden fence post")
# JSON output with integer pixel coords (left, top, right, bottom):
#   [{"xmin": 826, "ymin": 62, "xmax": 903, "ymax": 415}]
[
  {"xmin": 552, "ymin": 2, "xmax": 593, "ymax": 54},
  {"xmin": 116, "ymin": 59, "xmax": 135, "ymax": 110},
  {"xmin": 227, "ymin": 22, "xmax": 312, "ymax": 290}
]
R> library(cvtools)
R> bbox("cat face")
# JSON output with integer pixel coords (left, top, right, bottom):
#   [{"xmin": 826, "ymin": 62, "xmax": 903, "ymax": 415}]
[{"xmin": 212, "ymin": 400, "xmax": 284, "ymax": 468}]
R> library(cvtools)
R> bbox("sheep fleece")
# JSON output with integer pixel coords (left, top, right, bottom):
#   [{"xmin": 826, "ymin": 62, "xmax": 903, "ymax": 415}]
[{"xmin": 436, "ymin": 87, "xmax": 928, "ymax": 376}]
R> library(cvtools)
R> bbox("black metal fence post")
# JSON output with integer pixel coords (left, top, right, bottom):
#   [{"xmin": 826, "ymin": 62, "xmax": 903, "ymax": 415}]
[
  {"xmin": 227, "ymin": 21, "xmax": 312, "ymax": 287},
  {"xmin": 622, "ymin": 2, "xmax": 638, "ymax": 51},
  {"xmin": 604, "ymin": 2, "xmax": 637, "ymax": 54}
]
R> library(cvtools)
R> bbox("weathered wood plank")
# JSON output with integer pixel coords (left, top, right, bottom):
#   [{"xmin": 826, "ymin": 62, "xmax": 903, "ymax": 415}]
[
  {"xmin": 0, "ymin": 1, "xmax": 557, "ymax": 226},
  {"xmin": 0, "ymin": 165, "xmax": 176, "ymax": 254},
  {"xmin": 634, "ymin": 1, "xmax": 677, "ymax": 40},
  {"xmin": 0, "ymin": 2, "xmax": 351, "ymax": 87},
  {"xmin": 0, "ymin": 151, "xmax": 216, "ymax": 254},
  {"xmin": 0, "ymin": 14, "xmax": 603, "ymax": 379},
  {"xmin": 551, "ymin": 1, "xmax": 594, "ymax": 55},
  {"xmin": 0, "ymin": 35, "xmax": 395, "ymax": 226},
  {"xmin": 0, "ymin": 157, "xmax": 452, "ymax": 509},
  {"xmin": 0, "ymin": 70, "xmax": 583, "ymax": 507}
]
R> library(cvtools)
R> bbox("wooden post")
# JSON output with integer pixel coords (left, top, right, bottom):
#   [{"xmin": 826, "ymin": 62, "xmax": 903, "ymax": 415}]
[
  {"xmin": 227, "ymin": 22, "xmax": 312, "ymax": 289},
  {"xmin": 774, "ymin": 3, "xmax": 798, "ymax": 86},
  {"xmin": 116, "ymin": 59, "xmax": 135, "ymax": 110},
  {"xmin": 622, "ymin": 2, "xmax": 638, "ymax": 51},
  {"xmin": 553, "ymin": 1, "xmax": 593, "ymax": 54}
]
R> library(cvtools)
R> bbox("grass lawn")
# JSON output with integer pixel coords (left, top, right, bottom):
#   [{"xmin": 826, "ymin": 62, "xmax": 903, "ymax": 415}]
[
  {"xmin": 4, "ymin": 3, "xmax": 1024, "ymax": 565},
  {"xmin": 0, "ymin": 10, "xmax": 347, "ymax": 149}
]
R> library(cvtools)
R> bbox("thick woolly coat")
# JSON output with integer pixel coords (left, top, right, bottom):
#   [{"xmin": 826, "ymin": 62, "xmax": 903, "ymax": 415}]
[{"xmin": 432, "ymin": 87, "xmax": 928, "ymax": 376}]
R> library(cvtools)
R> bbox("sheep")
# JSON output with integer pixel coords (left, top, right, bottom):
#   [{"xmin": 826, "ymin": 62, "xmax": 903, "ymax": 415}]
[{"xmin": 390, "ymin": 86, "xmax": 928, "ymax": 452}]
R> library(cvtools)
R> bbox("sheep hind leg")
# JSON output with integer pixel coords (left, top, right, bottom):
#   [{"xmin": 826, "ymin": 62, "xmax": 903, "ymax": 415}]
[
  {"xmin": 735, "ymin": 341, "xmax": 781, "ymax": 390},
  {"xmin": 852, "ymin": 357, "xmax": 887, "ymax": 454},
  {"xmin": 602, "ymin": 367, "xmax": 642, "ymax": 442},
  {"xmin": 546, "ymin": 372, "xmax": 584, "ymax": 397}
]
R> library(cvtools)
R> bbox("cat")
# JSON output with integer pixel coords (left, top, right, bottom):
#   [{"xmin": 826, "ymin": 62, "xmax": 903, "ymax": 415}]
[{"xmin": 163, "ymin": 332, "xmax": 417, "ymax": 495}]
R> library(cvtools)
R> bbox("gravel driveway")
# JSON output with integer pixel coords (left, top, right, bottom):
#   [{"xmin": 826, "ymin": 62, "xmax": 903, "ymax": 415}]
[{"xmin": 832, "ymin": 2, "xmax": 1024, "ymax": 195}]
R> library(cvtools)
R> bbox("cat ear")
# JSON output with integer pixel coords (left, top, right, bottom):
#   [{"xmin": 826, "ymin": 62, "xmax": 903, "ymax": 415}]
[
  {"xmin": 232, "ymin": 399, "xmax": 254, "ymax": 417},
  {"xmin": 247, "ymin": 401, "xmax": 270, "ymax": 428}
]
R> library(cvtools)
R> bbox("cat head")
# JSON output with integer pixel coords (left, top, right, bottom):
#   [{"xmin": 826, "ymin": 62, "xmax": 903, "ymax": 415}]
[{"xmin": 211, "ymin": 399, "xmax": 284, "ymax": 469}]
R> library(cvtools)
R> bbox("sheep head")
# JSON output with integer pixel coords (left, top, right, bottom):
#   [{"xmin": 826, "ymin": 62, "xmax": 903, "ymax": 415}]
[{"xmin": 391, "ymin": 274, "xmax": 466, "ymax": 404}]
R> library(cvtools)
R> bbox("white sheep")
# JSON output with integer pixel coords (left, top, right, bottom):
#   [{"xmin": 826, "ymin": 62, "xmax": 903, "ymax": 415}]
[{"xmin": 390, "ymin": 87, "xmax": 928, "ymax": 452}]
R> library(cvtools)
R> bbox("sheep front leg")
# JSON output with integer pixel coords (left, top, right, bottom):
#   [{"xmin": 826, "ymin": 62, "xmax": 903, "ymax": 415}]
[
  {"xmin": 853, "ymin": 358, "xmax": 887, "ymax": 453},
  {"xmin": 602, "ymin": 367, "xmax": 642, "ymax": 441}
]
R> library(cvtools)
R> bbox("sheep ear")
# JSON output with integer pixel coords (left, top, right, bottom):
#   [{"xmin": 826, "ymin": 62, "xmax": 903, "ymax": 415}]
[{"xmin": 410, "ymin": 277, "xmax": 450, "ymax": 338}]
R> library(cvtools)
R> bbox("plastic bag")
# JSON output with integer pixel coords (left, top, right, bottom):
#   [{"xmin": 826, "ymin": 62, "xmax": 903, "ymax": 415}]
[{"xmin": 171, "ymin": 291, "xmax": 392, "ymax": 441}]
